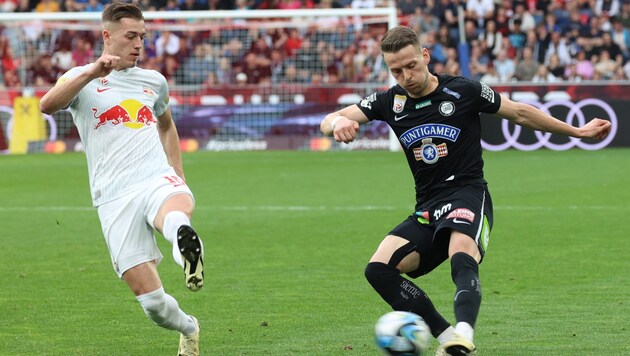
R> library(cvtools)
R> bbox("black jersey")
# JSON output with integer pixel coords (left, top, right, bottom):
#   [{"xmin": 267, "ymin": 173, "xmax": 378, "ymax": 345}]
[{"xmin": 357, "ymin": 74, "xmax": 501, "ymax": 209}]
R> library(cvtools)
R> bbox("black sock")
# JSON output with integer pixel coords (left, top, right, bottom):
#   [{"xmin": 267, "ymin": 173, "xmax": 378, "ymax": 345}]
[
  {"xmin": 365, "ymin": 262, "xmax": 451, "ymax": 337},
  {"xmin": 450, "ymin": 252, "xmax": 482, "ymax": 327}
]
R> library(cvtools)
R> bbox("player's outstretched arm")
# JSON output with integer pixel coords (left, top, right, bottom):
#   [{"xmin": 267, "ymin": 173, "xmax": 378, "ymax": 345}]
[
  {"xmin": 320, "ymin": 105, "xmax": 369, "ymax": 144},
  {"xmin": 495, "ymin": 94, "xmax": 612, "ymax": 140},
  {"xmin": 40, "ymin": 54, "xmax": 122, "ymax": 115}
]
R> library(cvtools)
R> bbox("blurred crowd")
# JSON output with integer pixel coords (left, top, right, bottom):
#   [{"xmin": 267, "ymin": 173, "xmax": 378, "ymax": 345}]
[{"xmin": 1, "ymin": 0, "xmax": 630, "ymax": 90}]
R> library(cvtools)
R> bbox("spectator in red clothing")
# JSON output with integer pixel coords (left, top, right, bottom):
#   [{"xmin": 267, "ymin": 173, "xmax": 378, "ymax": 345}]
[
  {"xmin": 28, "ymin": 53, "xmax": 61, "ymax": 86},
  {"xmin": 284, "ymin": 28, "xmax": 302, "ymax": 57},
  {"xmin": 72, "ymin": 37, "xmax": 94, "ymax": 66}
]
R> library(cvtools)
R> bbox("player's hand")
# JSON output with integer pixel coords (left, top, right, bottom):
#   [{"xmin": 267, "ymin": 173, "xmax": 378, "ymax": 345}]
[
  {"xmin": 332, "ymin": 117, "xmax": 360, "ymax": 144},
  {"xmin": 579, "ymin": 118, "xmax": 612, "ymax": 141},
  {"xmin": 88, "ymin": 54, "xmax": 121, "ymax": 78}
]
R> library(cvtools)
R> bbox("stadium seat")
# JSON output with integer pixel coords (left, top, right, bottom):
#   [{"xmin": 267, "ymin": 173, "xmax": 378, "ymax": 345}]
[
  {"xmin": 337, "ymin": 93, "xmax": 363, "ymax": 105},
  {"xmin": 543, "ymin": 91, "xmax": 571, "ymax": 102},
  {"xmin": 200, "ymin": 95, "xmax": 228, "ymax": 105}
]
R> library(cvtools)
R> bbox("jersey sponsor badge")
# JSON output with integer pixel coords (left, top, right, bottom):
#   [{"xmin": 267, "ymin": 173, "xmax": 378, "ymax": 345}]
[
  {"xmin": 415, "ymin": 100, "xmax": 431, "ymax": 109},
  {"xmin": 480, "ymin": 83, "xmax": 495, "ymax": 103},
  {"xmin": 439, "ymin": 101, "xmax": 455, "ymax": 116},
  {"xmin": 393, "ymin": 94, "xmax": 407, "ymax": 113},
  {"xmin": 360, "ymin": 93, "xmax": 376, "ymax": 110},
  {"xmin": 413, "ymin": 138, "xmax": 448, "ymax": 164}
]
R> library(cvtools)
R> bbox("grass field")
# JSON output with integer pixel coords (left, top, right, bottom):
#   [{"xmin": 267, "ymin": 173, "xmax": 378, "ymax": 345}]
[{"xmin": 0, "ymin": 149, "xmax": 628, "ymax": 355}]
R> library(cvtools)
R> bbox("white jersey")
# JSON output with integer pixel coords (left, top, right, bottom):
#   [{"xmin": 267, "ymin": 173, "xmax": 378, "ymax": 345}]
[{"xmin": 62, "ymin": 65, "xmax": 173, "ymax": 206}]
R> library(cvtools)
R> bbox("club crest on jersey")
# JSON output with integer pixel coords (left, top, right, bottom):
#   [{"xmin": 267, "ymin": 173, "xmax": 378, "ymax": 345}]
[
  {"xmin": 413, "ymin": 138, "xmax": 448, "ymax": 164},
  {"xmin": 143, "ymin": 87, "xmax": 155, "ymax": 97},
  {"xmin": 99, "ymin": 77, "xmax": 108, "ymax": 86},
  {"xmin": 393, "ymin": 94, "xmax": 407, "ymax": 113},
  {"xmin": 439, "ymin": 101, "xmax": 455, "ymax": 116}
]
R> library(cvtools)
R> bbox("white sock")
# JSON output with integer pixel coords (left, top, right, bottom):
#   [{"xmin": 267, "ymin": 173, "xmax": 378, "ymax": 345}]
[
  {"xmin": 163, "ymin": 211, "xmax": 191, "ymax": 268},
  {"xmin": 455, "ymin": 322, "xmax": 474, "ymax": 343},
  {"xmin": 136, "ymin": 287, "xmax": 197, "ymax": 335},
  {"xmin": 437, "ymin": 326, "xmax": 455, "ymax": 344}
]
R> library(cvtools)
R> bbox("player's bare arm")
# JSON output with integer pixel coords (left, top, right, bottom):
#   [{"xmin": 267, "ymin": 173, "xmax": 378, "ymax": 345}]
[
  {"xmin": 157, "ymin": 108, "xmax": 186, "ymax": 181},
  {"xmin": 320, "ymin": 105, "xmax": 369, "ymax": 143},
  {"xmin": 496, "ymin": 94, "xmax": 612, "ymax": 140},
  {"xmin": 39, "ymin": 55, "xmax": 121, "ymax": 115}
]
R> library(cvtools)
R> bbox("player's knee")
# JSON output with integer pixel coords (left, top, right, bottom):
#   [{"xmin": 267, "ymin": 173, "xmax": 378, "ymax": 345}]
[
  {"xmin": 450, "ymin": 252, "xmax": 479, "ymax": 281},
  {"xmin": 365, "ymin": 262, "xmax": 398, "ymax": 287}
]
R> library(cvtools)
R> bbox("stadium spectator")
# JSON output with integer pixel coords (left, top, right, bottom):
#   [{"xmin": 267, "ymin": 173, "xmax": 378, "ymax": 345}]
[
  {"xmin": 467, "ymin": 41, "xmax": 490, "ymax": 80},
  {"xmin": 547, "ymin": 53, "xmax": 566, "ymax": 78},
  {"xmin": 544, "ymin": 31, "xmax": 573, "ymax": 66},
  {"xmin": 155, "ymin": 30, "xmax": 181, "ymax": 58},
  {"xmin": 595, "ymin": 0, "xmax": 621, "ymax": 18},
  {"xmin": 478, "ymin": 19, "xmax": 503, "ymax": 59},
  {"xmin": 507, "ymin": 18, "xmax": 527, "ymax": 53},
  {"xmin": 180, "ymin": 0, "xmax": 209, "ymax": 10},
  {"xmin": 284, "ymin": 28, "xmax": 302, "ymax": 57},
  {"xmin": 34, "ymin": 0, "xmax": 60, "ymax": 12},
  {"xmin": 531, "ymin": 63, "xmax": 560, "ymax": 83},
  {"xmin": 611, "ymin": 17, "xmax": 630, "ymax": 60},
  {"xmin": 28, "ymin": 52, "xmax": 61, "ymax": 86},
  {"xmin": 38, "ymin": 3, "xmax": 204, "ymax": 355},
  {"xmin": 83, "ymin": 0, "xmax": 102, "ymax": 11},
  {"xmin": 514, "ymin": 46, "xmax": 539, "ymax": 81},
  {"xmin": 594, "ymin": 49, "xmax": 618, "ymax": 79},
  {"xmin": 564, "ymin": 62, "xmax": 583, "ymax": 82},
  {"xmin": 509, "ymin": 2, "xmax": 536, "ymax": 33},
  {"xmin": 479, "ymin": 63, "xmax": 500, "ymax": 83},
  {"xmin": 181, "ymin": 43, "xmax": 217, "ymax": 85},
  {"xmin": 320, "ymin": 25, "xmax": 611, "ymax": 356},
  {"xmin": 51, "ymin": 42, "xmax": 73, "ymax": 71},
  {"xmin": 465, "ymin": 0, "xmax": 495, "ymax": 27},
  {"xmin": 575, "ymin": 49, "xmax": 595, "ymax": 80},
  {"xmin": 493, "ymin": 48, "xmax": 515, "ymax": 82},
  {"xmin": 493, "ymin": 5, "xmax": 511, "ymax": 36}
]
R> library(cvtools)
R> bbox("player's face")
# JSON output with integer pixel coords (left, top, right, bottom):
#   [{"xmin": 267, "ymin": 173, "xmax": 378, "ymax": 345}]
[
  {"xmin": 384, "ymin": 45, "xmax": 432, "ymax": 98},
  {"xmin": 103, "ymin": 18, "xmax": 145, "ymax": 69}
]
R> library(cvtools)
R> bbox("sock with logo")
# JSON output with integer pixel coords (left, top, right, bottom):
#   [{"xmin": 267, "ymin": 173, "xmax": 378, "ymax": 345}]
[
  {"xmin": 450, "ymin": 252, "xmax": 481, "ymax": 327},
  {"xmin": 365, "ymin": 262, "xmax": 451, "ymax": 337}
]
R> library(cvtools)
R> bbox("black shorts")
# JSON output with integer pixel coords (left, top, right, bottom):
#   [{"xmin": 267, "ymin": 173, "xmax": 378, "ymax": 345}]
[{"xmin": 389, "ymin": 183, "xmax": 493, "ymax": 278}]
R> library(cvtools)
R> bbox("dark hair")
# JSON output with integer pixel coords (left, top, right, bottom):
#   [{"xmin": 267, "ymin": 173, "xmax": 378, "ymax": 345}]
[
  {"xmin": 102, "ymin": 1, "xmax": 144, "ymax": 23},
  {"xmin": 380, "ymin": 26, "xmax": 421, "ymax": 53}
]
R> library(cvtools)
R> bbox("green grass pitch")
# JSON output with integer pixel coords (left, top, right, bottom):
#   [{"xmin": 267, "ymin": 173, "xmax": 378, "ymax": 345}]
[{"xmin": 0, "ymin": 149, "xmax": 628, "ymax": 355}]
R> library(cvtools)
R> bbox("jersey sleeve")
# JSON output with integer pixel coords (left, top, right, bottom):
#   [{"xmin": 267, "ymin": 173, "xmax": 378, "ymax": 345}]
[
  {"xmin": 57, "ymin": 66, "xmax": 85, "ymax": 109},
  {"xmin": 356, "ymin": 89, "xmax": 391, "ymax": 122},
  {"xmin": 469, "ymin": 78, "xmax": 501, "ymax": 114},
  {"xmin": 153, "ymin": 71, "xmax": 170, "ymax": 117}
]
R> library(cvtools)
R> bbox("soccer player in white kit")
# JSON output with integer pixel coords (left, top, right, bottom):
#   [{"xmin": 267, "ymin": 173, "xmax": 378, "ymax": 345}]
[{"xmin": 39, "ymin": 2, "xmax": 204, "ymax": 355}]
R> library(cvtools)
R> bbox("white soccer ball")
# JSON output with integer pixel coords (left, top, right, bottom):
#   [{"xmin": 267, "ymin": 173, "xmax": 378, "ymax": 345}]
[{"xmin": 374, "ymin": 311, "xmax": 431, "ymax": 355}]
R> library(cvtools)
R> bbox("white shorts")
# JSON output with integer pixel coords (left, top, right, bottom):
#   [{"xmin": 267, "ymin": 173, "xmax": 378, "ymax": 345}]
[{"xmin": 97, "ymin": 173, "xmax": 194, "ymax": 278}]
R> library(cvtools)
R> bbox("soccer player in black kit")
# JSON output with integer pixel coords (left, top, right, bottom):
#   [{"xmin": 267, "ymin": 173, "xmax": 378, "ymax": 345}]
[{"xmin": 320, "ymin": 26, "xmax": 611, "ymax": 356}]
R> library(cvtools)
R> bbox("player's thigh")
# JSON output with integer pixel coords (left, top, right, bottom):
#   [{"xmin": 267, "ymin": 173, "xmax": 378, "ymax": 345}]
[
  {"xmin": 144, "ymin": 175, "xmax": 195, "ymax": 232},
  {"xmin": 97, "ymin": 192, "xmax": 163, "ymax": 278},
  {"xmin": 370, "ymin": 215, "xmax": 441, "ymax": 275},
  {"xmin": 435, "ymin": 183, "xmax": 493, "ymax": 262},
  {"xmin": 122, "ymin": 261, "xmax": 163, "ymax": 296}
]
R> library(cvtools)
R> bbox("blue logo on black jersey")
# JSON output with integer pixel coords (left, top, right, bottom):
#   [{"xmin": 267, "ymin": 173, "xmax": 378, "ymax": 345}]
[{"xmin": 399, "ymin": 124, "xmax": 461, "ymax": 149}]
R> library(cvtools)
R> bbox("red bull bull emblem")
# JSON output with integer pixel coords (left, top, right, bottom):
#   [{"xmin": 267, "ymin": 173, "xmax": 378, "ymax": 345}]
[{"xmin": 93, "ymin": 99, "xmax": 156, "ymax": 129}]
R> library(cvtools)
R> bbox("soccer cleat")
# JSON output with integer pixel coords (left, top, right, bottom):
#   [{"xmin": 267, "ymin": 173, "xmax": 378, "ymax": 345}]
[
  {"xmin": 435, "ymin": 345, "xmax": 448, "ymax": 356},
  {"xmin": 178, "ymin": 316, "xmax": 200, "ymax": 356},
  {"xmin": 442, "ymin": 334, "xmax": 477, "ymax": 355},
  {"xmin": 177, "ymin": 225, "xmax": 204, "ymax": 292}
]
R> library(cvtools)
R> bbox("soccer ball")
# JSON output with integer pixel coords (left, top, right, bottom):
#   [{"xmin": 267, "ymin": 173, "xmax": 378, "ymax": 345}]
[{"xmin": 374, "ymin": 311, "xmax": 431, "ymax": 355}]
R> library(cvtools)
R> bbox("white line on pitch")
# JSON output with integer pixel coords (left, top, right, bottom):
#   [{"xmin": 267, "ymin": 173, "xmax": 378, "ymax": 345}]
[{"xmin": 0, "ymin": 205, "xmax": 626, "ymax": 212}]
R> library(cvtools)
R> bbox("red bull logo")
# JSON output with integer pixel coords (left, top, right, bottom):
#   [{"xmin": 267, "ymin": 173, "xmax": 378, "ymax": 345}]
[{"xmin": 93, "ymin": 99, "xmax": 157, "ymax": 129}]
